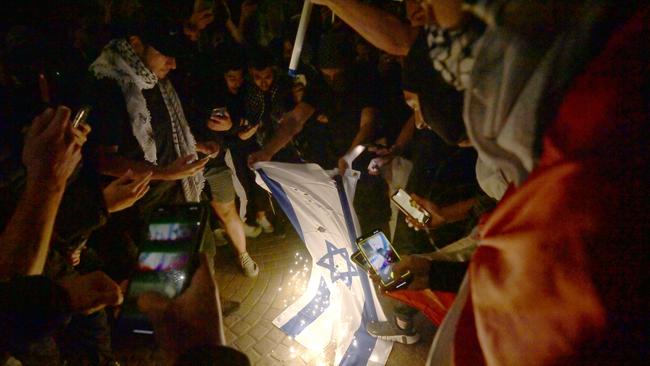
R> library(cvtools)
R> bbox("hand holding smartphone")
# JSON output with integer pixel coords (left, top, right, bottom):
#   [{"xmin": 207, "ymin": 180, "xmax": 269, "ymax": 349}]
[
  {"xmin": 391, "ymin": 189, "xmax": 431, "ymax": 225},
  {"xmin": 355, "ymin": 230, "xmax": 412, "ymax": 290},
  {"xmin": 72, "ymin": 106, "xmax": 92, "ymax": 129},
  {"xmin": 118, "ymin": 204, "xmax": 209, "ymax": 335}
]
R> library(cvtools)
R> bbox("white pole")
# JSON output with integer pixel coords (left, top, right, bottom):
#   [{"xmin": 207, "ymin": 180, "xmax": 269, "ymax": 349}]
[{"xmin": 288, "ymin": 0, "xmax": 313, "ymax": 77}]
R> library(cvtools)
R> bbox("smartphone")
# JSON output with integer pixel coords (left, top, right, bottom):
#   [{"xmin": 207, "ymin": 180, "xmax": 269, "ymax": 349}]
[
  {"xmin": 72, "ymin": 106, "xmax": 92, "ymax": 128},
  {"xmin": 211, "ymin": 107, "xmax": 228, "ymax": 119},
  {"xmin": 351, "ymin": 250, "xmax": 371, "ymax": 272},
  {"xmin": 391, "ymin": 189, "xmax": 431, "ymax": 225},
  {"xmin": 118, "ymin": 204, "xmax": 209, "ymax": 335},
  {"xmin": 356, "ymin": 229, "xmax": 411, "ymax": 289}
]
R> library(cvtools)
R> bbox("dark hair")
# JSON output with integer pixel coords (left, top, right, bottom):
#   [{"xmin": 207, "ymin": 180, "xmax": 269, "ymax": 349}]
[
  {"xmin": 317, "ymin": 30, "xmax": 354, "ymax": 69},
  {"xmin": 247, "ymin": 46, "xmax": 276, "ymax": 71},
  {"xmin": 217, "ymin": 45, "xmax": 247, "ymax": 74}
]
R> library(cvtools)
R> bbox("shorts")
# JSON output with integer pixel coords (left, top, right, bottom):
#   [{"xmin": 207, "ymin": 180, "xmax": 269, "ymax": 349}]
[{"xmin": 204, "ymin": 166, "xmax": 236, "ymax": 203}]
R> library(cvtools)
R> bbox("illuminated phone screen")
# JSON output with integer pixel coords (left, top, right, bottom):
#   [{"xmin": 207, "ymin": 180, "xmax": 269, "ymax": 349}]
[
  {"xmin": 148, "ymin": 222, "xmax": 199, "ymax": 241},
  {"xmin": 120, "ymin": 205, "xmax": 206, "ymax": 334},
  {"xmin": 357, "ymin": 231, "xmax": 400, "ymax": 285}
]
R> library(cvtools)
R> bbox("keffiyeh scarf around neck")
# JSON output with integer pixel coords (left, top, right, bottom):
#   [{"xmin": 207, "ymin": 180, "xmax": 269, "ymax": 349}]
[{"xmin": 89, "ymin": 39, "xmax": 204, "ymax": 202}]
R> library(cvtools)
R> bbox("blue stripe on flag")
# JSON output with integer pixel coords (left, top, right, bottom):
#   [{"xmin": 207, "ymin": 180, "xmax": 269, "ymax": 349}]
[
  {"xmin": 257, "ymin": 169, "xmax": 304, "ymax": 242},
  {"xmin": 258, "ymin": 169, "xmax": 333, "ymax": 338},
  {"xmin": 334, "ymin": 176, "xmax": 380, "ymax": 365},
  {"xmin": 280, "ymin": 277, "xmax": 331, "ymax": 336}
]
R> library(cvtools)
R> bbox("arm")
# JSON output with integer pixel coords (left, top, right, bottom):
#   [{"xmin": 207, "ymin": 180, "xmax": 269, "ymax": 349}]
[
  {"xmin": 439, "ymin": 197, "xmax": 478, "ymax": 223},
  {"xmin": 339, "ymin": 107, "xmax": 377, "ymax": 173},
  {"xmin": 248, "ymin": 102, "xmax": 315, "ymax": 165},
  {"xmin": 427, "ymin": 0, "xmax": 467, "ymax": 29},
  {"xmin": 390, "ymin": 114, "xmax": 416, "ymax": 156},
  {"xmin": 312, "ymin": 0, "xmax": 419, "ymax": 56},
  {"xmin": 368, "ymin": 115, "xmax": 415, "ymax": 175},
  {"xmin": 0, "ymin": 107, "xmax": 84, "ymax": 278},
  {"xmin": 348, "ymin": 107, "xmax": 377, "ymax": 151},
  {"xmin": 0, "ymin": 179, "xmax": 66, "ymax": 278},
  {"xmin": 95, "ymin": 152, "xmax": 208, "ymax": 181}
]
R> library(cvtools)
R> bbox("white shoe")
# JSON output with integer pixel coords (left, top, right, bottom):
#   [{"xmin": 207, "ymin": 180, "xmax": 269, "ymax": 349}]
[
  {"xmin": 243, "ymin": 223, "xmax": 262, "ymax": 238},
  {"xmin": 256, "ymin": 216, "xmax": 274, "ymax": 234},
  {"xmin": 239, "ymin": 252, "xmax": 259, "ymax": 277}
]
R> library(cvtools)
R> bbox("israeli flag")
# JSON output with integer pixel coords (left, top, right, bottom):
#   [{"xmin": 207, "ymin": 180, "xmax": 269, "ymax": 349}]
[{"xmin": 254, "ymin": 162, "xmax": 393, "ymax": 365}]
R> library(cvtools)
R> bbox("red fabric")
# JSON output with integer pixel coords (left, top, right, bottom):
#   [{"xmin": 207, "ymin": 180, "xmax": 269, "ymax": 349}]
[
  {"xmin": 454, "ymin": 7, "xmax": 650, "ymax": 366},
  {"xmin": 385, "ymin": 289, "xmax": 456, "ymax": 325}
]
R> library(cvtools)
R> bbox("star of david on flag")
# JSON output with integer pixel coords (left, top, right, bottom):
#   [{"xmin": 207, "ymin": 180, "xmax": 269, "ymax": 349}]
[
  {"xmin": 254, "ymin": 162, "xmax": 393, "ymax": 365},
  {"xmin": 317, "ymin": 241, "xmax": 359, "ymax": 288}
]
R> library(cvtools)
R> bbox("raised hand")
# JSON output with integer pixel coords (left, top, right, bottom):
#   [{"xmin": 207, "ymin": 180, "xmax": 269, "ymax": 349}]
[
  {"xmin": 23, "ymin": 106, "xmax": 89, "ymax": 188},
  {"xmin": 159, "ymin": 155, "xmax": 209, "ymax": 181},
  {"xmin": 102, "ymin": 169, "xmax": 152, "ymax": 213}
]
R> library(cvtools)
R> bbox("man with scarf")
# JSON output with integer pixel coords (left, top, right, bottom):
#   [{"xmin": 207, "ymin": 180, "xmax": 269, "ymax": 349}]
[
  {"xmin": 84, "ymin": 15, "xmax": 210, "ymax": 216},
  {"xmin": 82, "ymin": 13, "xmax": 259, "ymax": 280}
]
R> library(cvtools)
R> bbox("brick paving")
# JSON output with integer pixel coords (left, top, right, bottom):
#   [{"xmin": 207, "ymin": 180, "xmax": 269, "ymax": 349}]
[{"xmin": 115, "ymin": 227, "xmax": 435, "ymax": 365}]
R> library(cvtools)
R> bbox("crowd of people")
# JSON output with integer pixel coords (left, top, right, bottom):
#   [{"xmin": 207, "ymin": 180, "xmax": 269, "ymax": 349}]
[{"xmin": 1, "ymin": 0, "xmax": 648, "ymax": 365}]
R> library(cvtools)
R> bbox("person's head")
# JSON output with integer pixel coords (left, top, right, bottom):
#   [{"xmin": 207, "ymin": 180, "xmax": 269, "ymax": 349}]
[
  {"xmin": 128, "ymin": 36, "xmax": 176, "ymax": 79},
  {"xmin": 224, "ymin": 69, "xmax": 244, "ymax": 94},
  {"xmin": 248, "ymin": 47, "xmax": 275, "ymax": 92},
  {"xmin": 406, "ymin": 0, "xmax": 427, "ymax": 27},
  {"xmin": 219, "ymin": 47, "xmax": 247, "ymax": 94},
  {"xmin": 318, "ymin": 31, "xmax": 354, "ymax": 92},
  {"xmin": 402, "ymin": 34, "xmax": 467, "ymax": 145},
  {"xmin": 126, "ymin": 13, "xmax": 185, "ymax": 79}
]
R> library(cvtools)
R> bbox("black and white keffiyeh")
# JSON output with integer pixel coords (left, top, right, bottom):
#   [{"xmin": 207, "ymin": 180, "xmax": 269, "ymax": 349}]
[
  {"xmin": 425, "ymin": 20, "xmax": 485, "ymax": 91},
  {"xmin": 89, "ymin": 39, "xmax": 204, "ymax": 202}
]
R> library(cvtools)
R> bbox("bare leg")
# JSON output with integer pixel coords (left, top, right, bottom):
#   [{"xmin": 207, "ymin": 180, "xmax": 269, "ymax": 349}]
[{"xmin": 211, "ymin": 200, "xmax": 246, "ymax": 255}]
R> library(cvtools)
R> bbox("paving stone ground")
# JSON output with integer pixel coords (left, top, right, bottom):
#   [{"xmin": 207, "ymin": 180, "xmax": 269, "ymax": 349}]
[{"xmin": 115, "ymin": 227, "xmax": 435, "ymax": 365}]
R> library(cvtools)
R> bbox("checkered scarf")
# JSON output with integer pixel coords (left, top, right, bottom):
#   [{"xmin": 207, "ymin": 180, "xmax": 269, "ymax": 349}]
[{"xmin": 90, "ymin": 39, "xmax": 204, "ymax": 202}]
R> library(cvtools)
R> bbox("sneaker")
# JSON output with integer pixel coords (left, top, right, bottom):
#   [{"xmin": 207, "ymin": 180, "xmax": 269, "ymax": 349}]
[
  {"xmin": 221, "ymin": 299, "xmax": 240, "ymax": 317},
  {"xmin": 213, "ymin": 228, "xmax": 228, "ymax": 247},
  {"xmin": 256, "ymin": 215, "xmax": 274, "ymax": 234},
  {"xmin": 243, "ymin": 222, "xmax": 262, "ymax": 238},
  {"xmin": 366, "ymin": 320, "xmax": 420, "ymax": 344},
  {"xmin": 239, "ymin": 252, "xmax": 259, "ymax": 277}
]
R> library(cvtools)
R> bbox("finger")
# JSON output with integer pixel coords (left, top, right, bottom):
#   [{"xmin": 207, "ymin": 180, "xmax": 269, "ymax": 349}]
[
  {"xmin": 75, "ymin": 121, "xmax": 92, "ymax": 136},
  {"xmin": 113, "ymin": 169, "xmax": 135, "ymax": 186},
  {"xmin": 134, "ymin": 185, "xmax": 150, "ymax": 201},
  {"xmin": 45, "ymin": 106, "xmax": 72, "ymax": 138},
  {"xmin": 129, "ymin": 171, "xmax": 152, "ymax": 193},
  {"xmin": 119, "ymin": 280, "xmax": 130, "ymax": 295},
  {"xmin": 70, "ymin": 127, "xmax": 88, "ymax": 146},
  {"xmin": 211, "ymin": 116, "xmax": 229, "ymax": 124},
  {"xmin": 180, "ymin": 154, "xmax": 196, "ymax": 164},
  {"xmin": 28, "ymin": 107, "xmax": 55, "ymax": 137},
  {"xmin": 188, "ymin": 157, "xmax": 209, "ymax": 169}
]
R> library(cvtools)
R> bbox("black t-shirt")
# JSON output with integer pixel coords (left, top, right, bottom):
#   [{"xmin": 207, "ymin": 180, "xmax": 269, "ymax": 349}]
[
  {"xmin": 84, "ymin": 78, "xmax": 178, "ymax": 167},
  {"xmin": 303, "ymin": 64, "xmax": 380, "ymax": 157}
]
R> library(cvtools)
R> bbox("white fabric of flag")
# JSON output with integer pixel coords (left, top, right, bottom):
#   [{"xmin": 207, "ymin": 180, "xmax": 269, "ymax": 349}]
[{"xmin": 254, "ymin": 162, "xmax": 393, "ymax": 366}]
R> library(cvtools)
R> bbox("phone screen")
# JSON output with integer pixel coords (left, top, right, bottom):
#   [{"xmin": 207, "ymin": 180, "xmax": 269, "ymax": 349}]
[
  {"xmin": 120, "ymin": 205, "xmax": 206, "ymax": 334},
  {"xmin": 357, "ymin": 231, "xmax": 400, "ymax": 285},
  {"xmin": 391, "ymin": 189, "xmax": 430, "ymax": 224},
  {"xmin": 72, "ymin": 106, "xmax": 91, "ymax": 128}
]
